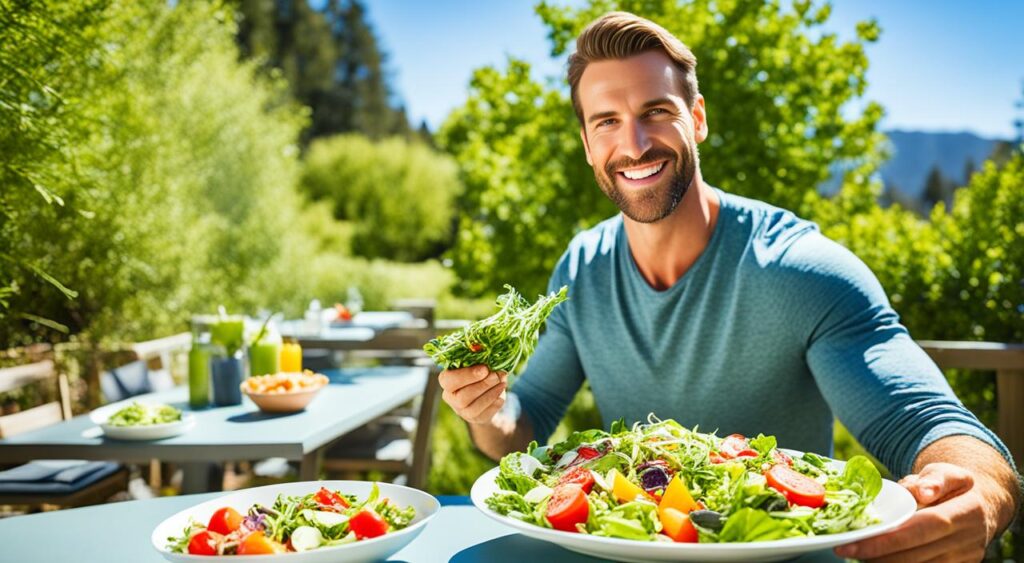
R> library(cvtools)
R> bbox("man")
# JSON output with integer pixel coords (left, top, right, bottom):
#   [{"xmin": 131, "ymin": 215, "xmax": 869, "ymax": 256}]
[{"xmin": 439, "ymin": 11, "xmax": 1020, "ymax": 561}]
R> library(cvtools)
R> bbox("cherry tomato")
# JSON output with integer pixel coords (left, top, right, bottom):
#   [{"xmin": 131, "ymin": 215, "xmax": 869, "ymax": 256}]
[
  {"xmin": 237, "ymin": 531, "xmax": 286, "ymax": 554},
  {"xmin": 557, "ymin": 466, "xmax": 595, "ymax": 494},
  {"xmin": 765, "ymin": 464, "xmax": 826, "ymax": 508},
  {"xmin": 546, "ymin": 484, "xmax": 589, "ymax": 533},
  {"xmin": 314, "ymin": 487, "xmax": 350, "ymax": 510},
  {"xmin": 772, "ymin": 450, "xmax": 794, "ymax": 466},
  {"xmin": 719, "ymin": 434, "xmax": 759, "ymax": 459},
  {"xmin": 349, "ymin": 509, "xmax": 390, "ymax": 539},
  {"xmin": 187, "ymin": 530, "xmax": 221, "ymax": 555},
  {"xmin": 207, "ymin": 507, "xmax": 244, "ymax": 535},
  {"xmin": 468, "ymin": 342, "xmax": 483, "ymax": 352}
]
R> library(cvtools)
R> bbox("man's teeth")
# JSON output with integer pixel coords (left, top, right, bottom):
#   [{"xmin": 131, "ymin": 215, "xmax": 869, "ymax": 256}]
[{"xmin": 621, "ymin": 162, "xmax": 665, "ymax": 180}]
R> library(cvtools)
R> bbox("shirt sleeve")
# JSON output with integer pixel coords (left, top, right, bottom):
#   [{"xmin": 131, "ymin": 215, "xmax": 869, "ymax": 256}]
[
  {"xmin": 798, "ymin": 235, "xmax": 1013, "ymax": 477},
  {"xmin": 510, "ymin": 254, "xmax": 586, "ymax": 444}
]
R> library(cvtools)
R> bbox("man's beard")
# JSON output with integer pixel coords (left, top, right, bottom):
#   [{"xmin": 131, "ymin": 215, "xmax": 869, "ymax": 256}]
[{"xmin": 594, "ymin": 145, "xmax": 697, "ymax": 223}]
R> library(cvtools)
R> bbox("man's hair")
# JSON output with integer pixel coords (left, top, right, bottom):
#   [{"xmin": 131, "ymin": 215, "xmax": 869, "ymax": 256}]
[{"xmin": 568, "ymin": 11, "xmax": 699, "ymax": 125}]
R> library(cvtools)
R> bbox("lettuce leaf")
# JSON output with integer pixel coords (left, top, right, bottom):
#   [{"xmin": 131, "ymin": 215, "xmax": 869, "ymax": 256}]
[{"xmin": 716, "ymin": 508, "xmax": 800, "ymax": 542}]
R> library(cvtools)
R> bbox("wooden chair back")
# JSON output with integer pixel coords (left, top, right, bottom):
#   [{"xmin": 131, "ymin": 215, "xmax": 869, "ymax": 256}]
[{"xmin": 0, "ymin": 360, "xmax": 70, "ymax": 439}]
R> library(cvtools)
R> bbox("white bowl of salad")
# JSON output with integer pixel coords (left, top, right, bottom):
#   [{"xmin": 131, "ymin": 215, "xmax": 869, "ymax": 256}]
[
  {"xmin": 90, "ymin": 400, "xmax": 196, "ymax": 440},
  {"xmin": 471, "ymin": 415, "xmax": 916, "ymax": 563},
  {"xmin": 152, "ymin": 480, "xmax": 439, "ymax": 562}
]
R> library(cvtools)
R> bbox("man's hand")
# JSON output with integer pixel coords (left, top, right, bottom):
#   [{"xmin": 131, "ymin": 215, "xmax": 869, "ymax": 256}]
[
  {"xmin": 438, "ymin": 365, "xmax": 508, "ymax": 424},
  {"xmin": 834, "ymin": 462, "xmax": 1005, "ymax": 562}
]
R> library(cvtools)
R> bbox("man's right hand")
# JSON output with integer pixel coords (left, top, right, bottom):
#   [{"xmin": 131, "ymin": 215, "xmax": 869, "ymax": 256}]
[{"xmin": 438, "ymin": 365, "xmax": 508, "ymax": 425}]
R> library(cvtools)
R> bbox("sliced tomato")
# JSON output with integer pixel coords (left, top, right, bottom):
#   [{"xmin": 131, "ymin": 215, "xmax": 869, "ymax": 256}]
[
  {"xmin": 546, "ymin": 484, "xmax": 589, "ymax": 532},
  {"xmin": 207, "ymin": 507, "xmax": 243, "ymax": 535},
  {"xmin": 314, "ymin": 487, "xmax": 350, "ymax": 510},
  {"xmin": 349, "ymin": 509, "xmax": 390, "ymax": 539},
  {"xmin": 187, "ymin": 530, "xmax": 220, "ymax": 555},
  {"xmin": 557, "ymin": 466, "xmax": 595, "ymax": 494},
  {"xmin": 236, "ymin": 531, "xmax": 286, "ymax": 554},
  {"xmin": 709, "ymin": 452, "xmax": 727, "ymax": 464},
  {"xmin": 765, "ymin": 464, "xmax": 825, "ymax": 508},
  {"xmin": 576, "ymin": 446, "xmax": 601, "ymax": 459},
  {"xmin": 660, "ymin": 507, "xmax": 699, "ymax": 542}
]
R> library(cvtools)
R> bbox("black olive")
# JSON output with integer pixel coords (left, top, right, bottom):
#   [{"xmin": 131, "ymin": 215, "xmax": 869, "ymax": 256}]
[
  {"xmin": 760, "ymin": 494, "xmax": 789, "ymax": 512},
  {"xmin": 688, "ymin": 509, "xmax": 724, "ymax": 531}
]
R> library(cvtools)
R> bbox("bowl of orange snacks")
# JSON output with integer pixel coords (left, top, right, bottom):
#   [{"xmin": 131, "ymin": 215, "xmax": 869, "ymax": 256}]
[{"xmin": 240, "ymin": 370, "xmax": 330, "ymax": 413}]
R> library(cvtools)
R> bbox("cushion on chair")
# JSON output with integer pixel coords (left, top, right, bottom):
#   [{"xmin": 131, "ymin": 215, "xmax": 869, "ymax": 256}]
[
  {"xmin": 0, "ymin": 460, "xmax": 122, "ymax": 494},
  {"xmin": 101, "ymin": 360, "xmax": 151, "ymax": 402}
]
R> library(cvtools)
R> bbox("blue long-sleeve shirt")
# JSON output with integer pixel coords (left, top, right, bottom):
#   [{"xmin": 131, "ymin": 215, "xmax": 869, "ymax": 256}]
[{"xmin": 512, "ymin": 188, "xmax": 1011, "ymax": 477}]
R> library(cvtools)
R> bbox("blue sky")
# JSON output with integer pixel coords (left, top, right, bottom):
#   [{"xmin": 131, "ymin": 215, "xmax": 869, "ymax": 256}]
[{"xmin": 364, "ymin": 0, "xmax": 1024, "ymax": 140}]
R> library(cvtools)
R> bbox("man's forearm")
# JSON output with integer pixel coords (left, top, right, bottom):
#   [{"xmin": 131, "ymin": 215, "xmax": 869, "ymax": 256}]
[
  {"xmin": 913, "ymin": 435, "xmax": 1021, "ymax": 533},
  {"xmin": 467, "ymin": 393, "xmax": 536, "ymax": 461}
]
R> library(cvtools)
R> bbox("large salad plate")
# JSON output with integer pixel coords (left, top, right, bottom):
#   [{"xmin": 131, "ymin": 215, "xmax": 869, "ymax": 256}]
[
  {"xmin": 152, "ymin": 480, "xmax": 440, "ymax": 562},
  {"xmin": 471, "ymin": 452, "xmax": 917, "ymax": 563},
  {"xmin": 90, "ymin": 401, "xmax": 196, "ymax": 441}
]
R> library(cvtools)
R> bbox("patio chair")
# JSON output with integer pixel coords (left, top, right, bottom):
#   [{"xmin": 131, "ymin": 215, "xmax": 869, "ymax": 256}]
[
  {"xmin": 321, "ymin": 360, "xmax": 441, "ymax": 490},
  {"xmin": 0, "ymin": 360, "xmax": 128, "ymax": 511}
]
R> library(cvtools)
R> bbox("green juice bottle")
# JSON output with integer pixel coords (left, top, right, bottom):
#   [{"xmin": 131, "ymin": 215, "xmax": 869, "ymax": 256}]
[
  {"xmin": 249, "ymin": 324, "xmax": 281, "ymax": 377},
  {"xmin": 188, "ymin": 336, "xmax": 211, "ymax": 409}
]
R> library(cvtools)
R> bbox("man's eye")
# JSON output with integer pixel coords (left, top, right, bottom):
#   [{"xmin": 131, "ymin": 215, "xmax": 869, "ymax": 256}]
[
  {"xmin": 646, "ymin": 108, "xmax": 668, "ymax": 116},
  {"xmin": 596, "ymin": 118, "xmax": 616, "ymax": 128}
]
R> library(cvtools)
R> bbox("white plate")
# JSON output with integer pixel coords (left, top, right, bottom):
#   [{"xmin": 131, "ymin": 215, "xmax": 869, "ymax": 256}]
[
  {"xmin": 90, "ymin": 401, "xmax": 196, "ymax": 441},
  {"xmin": 151, "ymin": 480, "xmax": 440, "ymax": 562},
  {"xmin": 471, "ymin": 453, "xmax": 917, "ymax": 563}
]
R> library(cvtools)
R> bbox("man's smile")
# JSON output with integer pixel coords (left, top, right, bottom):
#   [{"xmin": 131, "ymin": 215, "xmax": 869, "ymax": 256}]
[{"xmin": 616, "ymin": 159, "xmax": 669, "ymax": 186}]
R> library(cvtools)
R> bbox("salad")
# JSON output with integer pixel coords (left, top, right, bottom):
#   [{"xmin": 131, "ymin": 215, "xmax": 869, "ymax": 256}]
[
  {"xmin": 485, "ymin": 416, "xmax": 883, "ymax": 543},
  {"xmin": 423, "ymin": 284, "xmax": 568, "ymax": 373},
  {"xmin": 167, "ymin": 484, "xmax": 415, "ymax": 555},
  {"xmin": 106, "ymin": 402, "xmax": 182, "ymax": 427}
]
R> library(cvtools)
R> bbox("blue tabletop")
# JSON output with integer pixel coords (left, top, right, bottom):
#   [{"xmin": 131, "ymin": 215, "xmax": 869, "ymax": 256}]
[
  {"xmin": 0, "ymin": 366, "xmax": 427, "ymax": 464},
  {"xmin": 0, "ymin": 494, "xmax": 843, "ymax": 562}
]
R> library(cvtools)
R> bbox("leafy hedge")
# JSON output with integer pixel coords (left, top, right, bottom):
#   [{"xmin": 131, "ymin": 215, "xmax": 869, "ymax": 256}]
[{"xmin": 301, "ymin": 134, "xmax": 463, "ymax": 262}]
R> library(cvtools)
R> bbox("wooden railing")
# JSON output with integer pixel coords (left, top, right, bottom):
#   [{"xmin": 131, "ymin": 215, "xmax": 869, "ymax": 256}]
[{"xmin": 918, "ymin": 340, "xmax": 1024, "ymax": 468}]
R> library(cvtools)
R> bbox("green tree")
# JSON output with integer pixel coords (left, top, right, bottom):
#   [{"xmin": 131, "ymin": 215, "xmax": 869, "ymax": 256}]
[
  {"xmin": 0, "ymin": 0, "xmax": 109, "ymax": 332},
  {"xmin": 0, "ymin": 0, "xmax": 308, "ymax": 346},
  {"xmin": 440, "ymin": 0, "xmax": 885, "ymax": 297},
  {"xmin": 234, "ymin": 0, "xmax": 410, "ymax": 143},
  {"xmin": 301, "ymin": 134, "xmax": 463, "ymax": 262}
]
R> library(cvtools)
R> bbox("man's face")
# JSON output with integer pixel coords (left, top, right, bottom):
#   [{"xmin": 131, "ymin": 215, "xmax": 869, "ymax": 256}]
[{"xmin": 577, "ymin": 50, "xmax": 707, "ymax": 223}]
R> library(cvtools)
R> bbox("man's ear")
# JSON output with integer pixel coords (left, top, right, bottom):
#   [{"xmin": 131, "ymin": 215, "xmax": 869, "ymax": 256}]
[
  {"xmin": 691, "ymin": 94, "xmax": 708, "ymax": 144},
  {"xmin": 580, "ymin": 128, "xmax": 593, "ymax": 166}
]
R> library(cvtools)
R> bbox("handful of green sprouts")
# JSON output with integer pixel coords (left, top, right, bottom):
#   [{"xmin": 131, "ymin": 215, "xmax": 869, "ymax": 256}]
[{"xmin": 423, "ymin": 285, "xmax": 568, "ymax": 373}]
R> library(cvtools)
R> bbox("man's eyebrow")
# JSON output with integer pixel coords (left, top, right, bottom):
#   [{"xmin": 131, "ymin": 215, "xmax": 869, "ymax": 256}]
[
  {"xmin": 587, "ymin": 110, "xmax": 617, "ymax": 124},
  {"xmin": 641, "ymin": 97, "xmax": 675, "ymax": 109}
]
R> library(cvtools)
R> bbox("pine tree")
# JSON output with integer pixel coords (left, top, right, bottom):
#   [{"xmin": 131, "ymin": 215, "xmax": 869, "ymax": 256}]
[
  {"xmin": 922, "ymin": 165, "xmax": 955, "ymax": 213},
  {"xmin": 233, "ymin": 0, "xmax": 410, "ymax": 143}
]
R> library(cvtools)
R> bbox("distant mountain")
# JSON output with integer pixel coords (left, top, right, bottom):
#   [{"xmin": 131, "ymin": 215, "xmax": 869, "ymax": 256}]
[{"xmin": 880, "ymin": 130, "xmax": 1000, "ymax": 198}]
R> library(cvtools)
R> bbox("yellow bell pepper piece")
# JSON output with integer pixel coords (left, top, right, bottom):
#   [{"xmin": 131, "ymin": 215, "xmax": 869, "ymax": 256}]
[
  {"xmin": 610, "ymin": 469, "xmax": 649, "ymax": 503},
  {"xmin": 659, "ymin": 474, "xmax": 700, "ymax": 515}
]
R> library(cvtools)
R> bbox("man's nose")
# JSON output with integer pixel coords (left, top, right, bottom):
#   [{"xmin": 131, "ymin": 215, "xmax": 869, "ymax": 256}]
[{"xmin": 619, "ymin": 120, "xmax": 653, "ymax": 160}]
